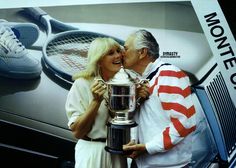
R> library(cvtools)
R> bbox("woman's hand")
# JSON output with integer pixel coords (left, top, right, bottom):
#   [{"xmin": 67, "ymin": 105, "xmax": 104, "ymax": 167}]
[{"xmin": 91, "ymin": 80, "xmax": 107, "ymax": 102}]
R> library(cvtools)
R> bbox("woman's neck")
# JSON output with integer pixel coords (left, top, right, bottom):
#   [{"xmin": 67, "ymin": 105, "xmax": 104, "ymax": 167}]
[{"xmin": 100, "ymin": 70, "xmax": 115, "ymax": 81}]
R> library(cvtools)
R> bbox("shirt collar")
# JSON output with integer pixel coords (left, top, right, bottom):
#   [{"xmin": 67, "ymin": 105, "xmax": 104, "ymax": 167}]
[{"xmin": 142, "ymin": 59, "xmax": 162, "ymax": 78}]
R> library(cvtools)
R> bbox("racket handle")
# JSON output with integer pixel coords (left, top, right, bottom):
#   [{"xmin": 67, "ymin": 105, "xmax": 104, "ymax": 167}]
[
  {"xmin": 24, "ymin": 7, "xmax": 47, "ymax": 21},
  {"xmin": 24, "ymin": 7, "xmax": 78, "ymax": 31}
]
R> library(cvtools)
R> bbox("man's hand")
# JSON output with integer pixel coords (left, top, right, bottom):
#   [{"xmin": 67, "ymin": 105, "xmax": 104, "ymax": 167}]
[
  {"xmin": 136, "ymin": 82, "xmax": 150, "ymax": 106},
  {"xmin": 123, "ymin": 141, "xmax": 147, "ymax": 159}
]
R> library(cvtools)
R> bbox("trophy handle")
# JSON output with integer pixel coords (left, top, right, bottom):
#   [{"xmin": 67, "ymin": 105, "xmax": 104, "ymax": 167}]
[
  {"xmin": 94, "ymin": 78, "xmax": 110, "ymax": 106},
  {"xmin": 95, "ymin": 78, "xmax": 106, "ymax": 84},
  {"xmin": 138, "ymin": 79, "xmax": 149, "ymax": 84}
]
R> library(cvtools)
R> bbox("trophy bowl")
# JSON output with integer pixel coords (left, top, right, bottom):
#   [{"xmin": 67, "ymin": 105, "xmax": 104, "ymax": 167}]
[{"xmin": 107, "ymin": 83, "xmax": 136, "ymax": 123}]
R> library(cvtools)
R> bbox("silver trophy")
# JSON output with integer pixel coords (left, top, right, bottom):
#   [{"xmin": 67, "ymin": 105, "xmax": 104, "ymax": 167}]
[{"xmin": 99, "ymin": 66, "xmax": 146, "ymax": 154}]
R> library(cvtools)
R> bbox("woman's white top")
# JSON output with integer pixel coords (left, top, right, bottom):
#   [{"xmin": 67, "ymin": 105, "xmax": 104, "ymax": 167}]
[{"xmin": 65, "ymin": 77, "xmax": 109, "ymax": 139}]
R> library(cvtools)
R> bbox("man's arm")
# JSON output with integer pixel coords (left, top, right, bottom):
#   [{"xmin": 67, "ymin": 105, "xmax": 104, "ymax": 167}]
[{"xmin": 146, "ymin": 67, "xmax": 196, "ymax": 154}]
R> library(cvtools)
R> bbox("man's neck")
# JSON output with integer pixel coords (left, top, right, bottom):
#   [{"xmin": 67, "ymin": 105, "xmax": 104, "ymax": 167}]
[{"xmin": 131, "ymin": 57, "xmax": 155, "ymax": 75}]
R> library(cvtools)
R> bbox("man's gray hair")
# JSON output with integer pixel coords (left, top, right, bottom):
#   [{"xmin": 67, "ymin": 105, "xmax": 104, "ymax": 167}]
[{"xmin": 133, "ymin": 29, "xmax": 160, "ymax": 59}]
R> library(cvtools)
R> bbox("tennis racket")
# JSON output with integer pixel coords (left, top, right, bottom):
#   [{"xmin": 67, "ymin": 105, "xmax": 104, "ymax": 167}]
[{"xmin": 23, "ymin": 7, "xmax": 124, "ymax": 85}]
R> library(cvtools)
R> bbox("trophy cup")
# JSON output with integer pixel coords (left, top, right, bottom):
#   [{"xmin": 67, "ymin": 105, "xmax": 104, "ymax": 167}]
[{"xmin": 101, "ymin": 66, "xmax": 140, "ymax": 154}]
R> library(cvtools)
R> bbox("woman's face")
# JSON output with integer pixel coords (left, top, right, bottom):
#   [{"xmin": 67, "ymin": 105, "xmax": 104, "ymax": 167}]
[{"xmin": 99, "ymin": 46, "xmax": 122, "ymax": 80}]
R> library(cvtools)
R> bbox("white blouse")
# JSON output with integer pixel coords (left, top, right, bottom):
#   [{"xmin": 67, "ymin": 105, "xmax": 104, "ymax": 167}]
[{"xmin": 65, "ymin": 77, "xmax": 109, "ymax": 139}]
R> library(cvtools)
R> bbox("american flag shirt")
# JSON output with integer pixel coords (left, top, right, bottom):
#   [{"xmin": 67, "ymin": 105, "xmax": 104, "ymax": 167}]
[{"xmin": 133, "ymin": 59, "xmax": 196, "ymax": 168}]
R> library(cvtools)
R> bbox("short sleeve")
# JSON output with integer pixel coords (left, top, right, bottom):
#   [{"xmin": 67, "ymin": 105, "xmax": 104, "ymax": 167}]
[{"xmin": 65, "ymin": 78, "xmax": 91, "ymax": 128}]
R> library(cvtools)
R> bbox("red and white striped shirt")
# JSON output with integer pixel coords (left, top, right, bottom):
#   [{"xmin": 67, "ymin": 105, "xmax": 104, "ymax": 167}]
[{"xmin": 132, "ymin": 59, "xmax": 196, "ymax": 168}]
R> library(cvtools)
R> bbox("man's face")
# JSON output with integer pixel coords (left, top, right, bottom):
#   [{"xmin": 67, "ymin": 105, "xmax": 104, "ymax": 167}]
[{"xmin": 123, "ymin": 36, "xmax": 140, "ymax": 69}]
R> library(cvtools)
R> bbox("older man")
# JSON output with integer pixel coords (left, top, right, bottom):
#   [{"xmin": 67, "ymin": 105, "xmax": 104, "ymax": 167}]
[{"xmin": 123, "ymin": 29, "xmax": 196, "ymax": 168}]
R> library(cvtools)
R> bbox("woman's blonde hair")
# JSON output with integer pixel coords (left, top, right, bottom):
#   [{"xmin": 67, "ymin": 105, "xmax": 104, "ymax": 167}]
[{"xmin": 73, "ymin": 37, "xmax": 121, "ymax": 80}]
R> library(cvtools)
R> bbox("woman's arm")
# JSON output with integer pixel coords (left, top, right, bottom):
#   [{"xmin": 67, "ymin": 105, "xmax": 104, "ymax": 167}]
[
  {"xmin": 70, "ymin": 99, "xmax": 102, "ymax": 139},
  {"xmin": 70, "ymin": 80, "xmax": 106, "ymax": 139}
]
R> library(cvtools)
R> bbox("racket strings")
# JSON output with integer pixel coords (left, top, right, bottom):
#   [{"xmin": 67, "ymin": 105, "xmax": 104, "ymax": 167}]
[{"xmin": 45, "ymin": 33, "xmax": 101, "ymax": 76}]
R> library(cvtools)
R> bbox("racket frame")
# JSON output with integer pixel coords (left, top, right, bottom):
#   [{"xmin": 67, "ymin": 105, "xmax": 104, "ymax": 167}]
[{"xmin": 24, "ymin": 7, "xmax": 124, "ymax": 84}]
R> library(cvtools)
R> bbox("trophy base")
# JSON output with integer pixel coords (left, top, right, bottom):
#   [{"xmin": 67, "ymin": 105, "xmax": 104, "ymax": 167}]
[
  {"xmin": 105, "ymin": 146, "xmax": 133, "ymax": 155},
  {"xmin": 106, "ymin": 121, "xmax": 138, "ymax": 155},
  {"xmin": 104, "ymin": 146, "xmax": 124, "ymax": 154}
]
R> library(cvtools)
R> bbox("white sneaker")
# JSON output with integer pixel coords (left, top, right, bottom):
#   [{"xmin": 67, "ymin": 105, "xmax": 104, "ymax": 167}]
[
  {"xmin": 0, "ymin": 19, "xmax": 40, "ymax": 47},
  {"xmin": 0, "ymin": 26, "xmax": 42, "ymax": 79}
]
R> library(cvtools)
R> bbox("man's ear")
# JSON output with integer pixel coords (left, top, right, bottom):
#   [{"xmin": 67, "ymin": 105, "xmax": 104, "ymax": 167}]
[{"xmin": 139, "ymin": 48, "xmax": 148, "ymax": 59}]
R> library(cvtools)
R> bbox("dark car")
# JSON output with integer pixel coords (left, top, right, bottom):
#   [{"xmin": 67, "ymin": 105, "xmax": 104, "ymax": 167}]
[{"xmin": 0, "ymin": 50, "xmax": 76, "ymax": 168}]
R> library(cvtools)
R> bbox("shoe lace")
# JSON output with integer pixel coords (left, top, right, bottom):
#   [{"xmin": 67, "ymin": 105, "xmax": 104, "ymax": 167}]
[{"xmin": 0, "ymin": 26, "xmax": 25, "ymax": 54}]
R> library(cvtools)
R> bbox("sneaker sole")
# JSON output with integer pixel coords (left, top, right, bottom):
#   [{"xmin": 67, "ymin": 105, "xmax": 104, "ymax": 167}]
[{"xmin": 0, "ymin": 69, "xmax": 42, "ymax": 79}]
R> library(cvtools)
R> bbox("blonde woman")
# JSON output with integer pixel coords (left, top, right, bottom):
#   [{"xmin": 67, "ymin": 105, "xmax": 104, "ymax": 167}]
[{"xmin": 65, "ymin": 37, "xmax": 127, "ymax": 168}]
